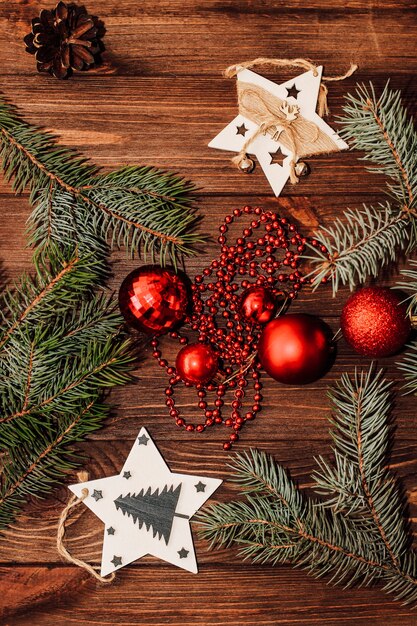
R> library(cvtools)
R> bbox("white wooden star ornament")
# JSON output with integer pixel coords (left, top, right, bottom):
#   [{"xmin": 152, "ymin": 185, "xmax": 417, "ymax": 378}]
[
  {"xmin": 209, "ymin": 64, "xmax": 350, "ymax": 196},
  {"xmin": 69, "ymin": 427, "xmax": 222, "ymax": 575}
]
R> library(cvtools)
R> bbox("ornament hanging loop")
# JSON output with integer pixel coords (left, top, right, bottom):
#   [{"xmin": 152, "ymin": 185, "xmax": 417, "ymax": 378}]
[
  {"xmin": 224, "ymin": 57, "xmax": 358, "ymax": 118},
  {"xmin": 56, "ymin": 471, "xmax": 115, "ymax": 584}
]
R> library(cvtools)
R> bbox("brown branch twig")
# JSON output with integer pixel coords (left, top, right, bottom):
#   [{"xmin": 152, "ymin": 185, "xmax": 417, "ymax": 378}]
[{"xmin": 21, "ymin": 343, "xmax": 35, "ymax": 413}]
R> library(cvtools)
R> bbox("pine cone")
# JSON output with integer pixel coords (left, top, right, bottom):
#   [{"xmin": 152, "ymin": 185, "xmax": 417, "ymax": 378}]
[{"xmin": 24, "ymin": 2, "xmax": 105, "ymax": 79}]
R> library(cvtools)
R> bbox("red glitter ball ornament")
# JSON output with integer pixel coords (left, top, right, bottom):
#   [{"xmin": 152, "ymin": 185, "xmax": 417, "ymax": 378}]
[
  {"xmin": 118, "ymin": 265, "xmax": 188, "ymax": 335},
  {"xmin": 239, "ymin": 286, "xmax": 277, "ymax": 324},
  {"xmin": 258, "ymin": 314, "xmax": 333, "ymax": 384},
  {"xmin": 176, "ymin": 343, "xmax": 219, "ymax": 385},
  {"xmin": 341, "ymin": 287, "xmax": 411, "ymax": 357}
]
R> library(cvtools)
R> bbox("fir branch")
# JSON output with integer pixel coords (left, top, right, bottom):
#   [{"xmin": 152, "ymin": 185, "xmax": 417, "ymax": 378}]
[
  {"xmin": 307, "ymin": 82, "xmax": 417, "ymax": 293},
  {"xmin": 0, "ymin": 399, "xmax": 106, "ymax": 529},
  {"xmin": 305, "ymin": 204, "xmax": 410, "ymax": 295},
  {"xmin": 395, "ymin": 262, "xmax": 417, "ymax": 394},
  {"xmin": 0, "ymin": 249, "xmax": 135, "ymax": 524},
  {"xmin": 198, "ymin": 367, "xmax": 417, "ymax": 605},
  {"xmin": 314, "ymin": 369, "xmax": 409, "ymax": 566},
  {"xmin": 0, "ymin": 96, "xmax": 203, "ymax": 268},
  {"xmin": 398, "ymin": 342, "xmax": 417, "ymax": 395},
  {"xmin": 0, "ymin": 247, "xmax": 101, "ymax": 351},
  {"xmin": 339, "ymin": 82, "xmax": 417, "ymax": 209},
  {"xmin": 396, "ymin": 260, "xmax": 417, "ymax": 316}
]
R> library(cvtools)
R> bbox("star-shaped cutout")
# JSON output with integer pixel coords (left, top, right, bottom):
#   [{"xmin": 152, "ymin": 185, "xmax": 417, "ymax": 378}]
[
  {"xmin": 123, "ymin": 471, "xmax": 131, "ymax": 479},
  {"xmin": 236, "ymin": 123, "xmax": 248, "ymax": 136},
  {"xmin": 111, "ymin": 555, "xmax": 122, "ymax": 567},
  {"xmin": 269, "ymin": 147, "xmax": 286, "ymax": 167},
  {"xmin": 69, "ymin": 427, "xmax": 222, "ymax": 576},
  {"xmin": 208, "ymin": 65, "xmax": 348, "ymax": 196},
  {"xmin": 286, "ymin": 84, "xmax": 300, "ymax": 100},
  {"xmin": 178, "ymin": 548, "xmax": 189, "ymax": 559},
  {"xmin": 92, "ymin": 489, "xmax": 103, "ymax": 502}
]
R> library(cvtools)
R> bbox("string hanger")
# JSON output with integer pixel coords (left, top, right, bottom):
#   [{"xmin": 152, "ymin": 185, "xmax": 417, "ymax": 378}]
[
  {"xmin": 56, "ymin": 471, "xmax": 115, "ymax": 583},
  {"xmin": 224, "ymin": 57, "xmax": 358, "ymax": 118}
]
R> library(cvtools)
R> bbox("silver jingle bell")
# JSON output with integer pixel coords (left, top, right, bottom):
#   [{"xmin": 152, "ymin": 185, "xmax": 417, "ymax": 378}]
[
  {"xmin": 239, "ymin": 156, "xmax": 255, "ymax": 174},
  {"xmin": 294, "ymin": 161, "xmax": 310, "ymax": 177}
]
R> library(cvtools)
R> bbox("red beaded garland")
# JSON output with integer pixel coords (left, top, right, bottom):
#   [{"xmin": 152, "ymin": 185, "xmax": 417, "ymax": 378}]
[{"xmin": 151, "ymin": 206, "xmax": 317, "ymax": 449}]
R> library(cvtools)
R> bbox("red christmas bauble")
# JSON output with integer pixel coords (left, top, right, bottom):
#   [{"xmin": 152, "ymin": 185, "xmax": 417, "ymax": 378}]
[
  {"xmin": 119, "ymin": 265, "xmax": 188, "ymax": 335},
  {"xmin": 176, "ymin": 343, "xmax": 219, "ymax": 385},
  {"xmin": 239, "ymin": 286, "xmax": 276, "ymax": 324},
  {"xmin": 258, "ymin": 314, "xmax": 333, "ymax": 385},
  {"xmin": 341, "ymin": 287, "xmax": 411, "ymax": 357}
]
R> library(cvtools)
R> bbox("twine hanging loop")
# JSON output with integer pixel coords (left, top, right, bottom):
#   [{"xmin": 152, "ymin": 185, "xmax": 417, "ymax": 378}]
[{"xmin": 56, "ymin": 471, "xmax": 115, "ymax": 583}]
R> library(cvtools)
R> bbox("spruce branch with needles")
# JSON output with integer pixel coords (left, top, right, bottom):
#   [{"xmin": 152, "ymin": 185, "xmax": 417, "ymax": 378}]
[
  {"xmin": 198, "ymin": 367, "xmax": 417, "ymax": 606},
  {"xmin": 0, "ymin": 247, "xmax": 135, "ymax": 528},
  {"xmin": 0, "ymin": 92, "xmax": 206, "ymax": 530},
  {"xmin": 0, "ymin": 96, "xmax": 204, "ymax": 270},
  {"xmin": 396, "ymin": 261, "xmax": 417, "ymax": 394},
  {"xmin": 307, "ymin": 82, "xmax": 417, "ymax": 295}
]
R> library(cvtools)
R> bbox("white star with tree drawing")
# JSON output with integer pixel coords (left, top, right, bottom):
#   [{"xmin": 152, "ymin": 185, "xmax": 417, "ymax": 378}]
[{"xmin": 69, "ymin": 428, "xmax": 222, "ymax": 575}]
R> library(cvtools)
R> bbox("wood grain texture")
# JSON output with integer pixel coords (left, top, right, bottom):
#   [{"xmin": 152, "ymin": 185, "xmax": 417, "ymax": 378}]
[
  {"xmin": 0, "ymin": 76, "xmax": 415, "ymax": 196},
  {"xmin": 0, "ymin": 0, "xmax": 417, "ymax": 624}
]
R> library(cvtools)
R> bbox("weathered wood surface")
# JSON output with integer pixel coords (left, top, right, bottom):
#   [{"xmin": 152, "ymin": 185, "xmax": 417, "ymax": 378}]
[{"xmin": 1, "ymin": 1, "xmax": 417, "ymax": 624}]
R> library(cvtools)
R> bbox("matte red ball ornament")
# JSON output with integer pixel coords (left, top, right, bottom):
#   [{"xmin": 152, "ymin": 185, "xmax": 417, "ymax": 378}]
[
  {"xmin": 176, "ymin": 343, "xmax": 219, "ymax": 385},
  {"xmin": 239, "ymin": 286, "xmax": 277, "ymax": 324},
  {"xmin": 118, "ymin": 265, "xmax": 188, "ymax": 335},
  {"xmin": 341, "ymin": 287, "xmax": 411, "ymax": 357},
  {"xmin": 258, "ymin": 314, "xmax": 333, "ymax": 385}
]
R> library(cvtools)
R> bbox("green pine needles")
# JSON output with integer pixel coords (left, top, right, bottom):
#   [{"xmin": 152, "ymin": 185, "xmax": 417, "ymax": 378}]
[
  {"xmin": 0, "ymin": 93, "xmax": 205, "ymax": 529},
  {"xmin": 198, "ymin": 367, "xmax": 417, "ymax": 605},
  {"xmin": 397, "ymin": 261, "xmax": 417, "ymax": 394},
  {"xmin": 0, "ymin": 96, "xmax": 203, "ymax": 270},
  {"xmin": 307, "ymin": 82, "xmax": 417, "ymax": 294},
  {"xmin": 0, "ymin": 248, "xmax": 134, "ymax": 528}
]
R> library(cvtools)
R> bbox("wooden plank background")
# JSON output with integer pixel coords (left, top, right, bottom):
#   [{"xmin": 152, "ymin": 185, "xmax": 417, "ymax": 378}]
[{"xmin": 1, "ymin": 1, "xmax": 417, "ymax": 624}]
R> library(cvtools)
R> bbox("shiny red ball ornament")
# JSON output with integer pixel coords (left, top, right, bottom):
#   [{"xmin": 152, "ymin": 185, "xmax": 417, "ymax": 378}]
[
  {"xmin": 341, "ymin": 287, "xmax": 411, "ymax": 357},
  {"xmin": 119, "ymin": 265, "xmax": 188, "ymax": 335},
  {"xmin": 258, "ymin": 314, "xmax": 333, "ymax": 385},
  {"xmin": 176, "ymin": 343, "xmax": 219, "ymax": 385},
  {"xmin": 239, "ymin": 286, "xmax": 277, "ymax": 324}
]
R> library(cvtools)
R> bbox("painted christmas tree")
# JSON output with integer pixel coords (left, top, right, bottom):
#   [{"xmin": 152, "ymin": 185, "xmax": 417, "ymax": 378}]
[{"xmin": 114, "ymin": 484, "xmax": 187, "ymax": 544}]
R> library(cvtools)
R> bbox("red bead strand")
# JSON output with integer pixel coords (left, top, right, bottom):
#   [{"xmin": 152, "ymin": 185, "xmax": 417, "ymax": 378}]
[{"xmin": 151, "ymin": 206, "xmax": 311, "ymax": 449}]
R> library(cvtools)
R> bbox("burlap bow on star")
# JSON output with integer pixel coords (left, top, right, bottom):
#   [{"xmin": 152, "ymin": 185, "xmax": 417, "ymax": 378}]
[{"xmin": 225, "ymin": 57, "xmax": 357, "ymax": 184}]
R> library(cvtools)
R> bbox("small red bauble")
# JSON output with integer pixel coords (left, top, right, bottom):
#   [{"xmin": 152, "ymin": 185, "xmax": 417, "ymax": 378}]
[
  {"xmin": 119, "ymin": 265, "xmax": 188, "ymax": 335},
  {"xmin": 239, "ymin": 286, "xmax": 276, "ymax": 324},
  {"xmin": 341, "ymin": 287, "xmax": 411, "ymax": 357},
  {"xmin": 176, "ymin": 343, "xmax": 219, "ymax": 385},
  {"xmin": 258, "ymin": 314, "xmax": 333, "ymax": 385}
]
